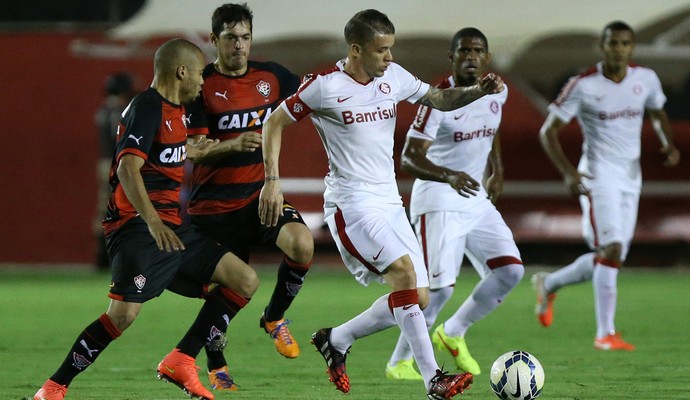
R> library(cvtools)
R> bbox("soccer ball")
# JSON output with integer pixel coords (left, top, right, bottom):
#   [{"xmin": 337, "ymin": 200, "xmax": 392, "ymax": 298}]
[{"xmin": 489, "ymin": 350, "xmax": 545, "ymax": 400}]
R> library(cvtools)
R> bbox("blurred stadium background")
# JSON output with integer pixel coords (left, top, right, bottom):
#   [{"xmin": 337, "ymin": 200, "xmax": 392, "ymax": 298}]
[{"xmin": 1, "ymin": 0, "xmax": 689, "ymax": 267}]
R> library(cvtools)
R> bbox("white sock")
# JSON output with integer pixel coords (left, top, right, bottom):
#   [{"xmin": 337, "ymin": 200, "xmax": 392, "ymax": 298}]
[
  {"xmin": 330, "ymin": 294, "xmax": 396, "ymax": 354},
  {"xmin": 544, "ymin": 252, "xmax": 596, "ymax": 293},
  {"xmin": 444, "ymin": 264, "xmax": 523, "ymax": 337},
  {"xmin": 393, "ymin": 303, "xmax": 438, "ymax": 388},
  {"xmin": 593, "ymin": 264, "xmax": 618, "ymax": 338},
  {"xmin": 388, "ymin": 287, "xmax": 453, "ymax": 365}
]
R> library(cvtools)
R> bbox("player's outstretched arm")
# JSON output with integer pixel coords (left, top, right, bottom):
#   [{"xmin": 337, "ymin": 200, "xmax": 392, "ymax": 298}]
[
  {"xmin": 401, "ymin": 136, "xmax": 479, "ymax": 197},
  {"xmin": 418, "ymin": 73, "xmax": 504, "ymax": 111},
  {"xmin": 186, "ymin": 136, "xmax": 220, "ymax": 161},
  {"xmin": 187, "ymin": 132, "xmax": 261, "ymax": 165},
  {"xmin": 259, "ymin": 106, "xmax": 295, "ymax": 227}
]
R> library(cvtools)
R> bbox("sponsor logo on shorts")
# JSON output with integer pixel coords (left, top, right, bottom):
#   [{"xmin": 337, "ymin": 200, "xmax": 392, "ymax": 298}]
[{"xmin": 373, "ymin": 247, "xmax": 384, "ymax": 261}]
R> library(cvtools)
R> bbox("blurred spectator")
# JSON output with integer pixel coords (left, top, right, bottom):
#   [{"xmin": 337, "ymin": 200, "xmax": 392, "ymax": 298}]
[{"xmin": 93, "ymin": 71, "xmax": 135, "ymax": 270}]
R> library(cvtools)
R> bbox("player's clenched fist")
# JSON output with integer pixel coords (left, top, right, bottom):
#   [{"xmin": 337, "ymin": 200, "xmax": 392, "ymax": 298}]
[{"xmin": 479, "ymin": 73, "xmax": 504, "ymax": 94}]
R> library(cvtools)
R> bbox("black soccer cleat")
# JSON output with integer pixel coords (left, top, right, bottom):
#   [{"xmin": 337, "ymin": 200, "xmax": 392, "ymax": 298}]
[
  {"xmin": 311, "ymin": 328, "xmax": 350, "ymax": 393},
  {"xmin": 427, "ymin": 369, "xmax": 473, "ymax": 399}
]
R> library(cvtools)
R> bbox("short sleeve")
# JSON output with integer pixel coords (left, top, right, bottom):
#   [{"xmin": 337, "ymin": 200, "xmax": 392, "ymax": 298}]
[
  {"xmin": 390, "ymin": 63, "xmax": 430, "ymax": 104},
  {"xmin": 548, "ymin": 76, "xmax": 581, "ymax": 124},
  {"xmin": 645, "ymin": 70, "xmax": 667, "ymax": 110},
  {"xmin": 116, "ymin": 99, "xmax": 160, "ymax": 162},
  {"xmin": 407, "ymin": 104, "xmax": 441, "ymax": 142},
  {"xmin": 183, "ymin": 95, "xmax": 208, "ymax": 136},
  {"xmin": 282, "ymin": 73, "xmax": 318, "ymax": 121}
]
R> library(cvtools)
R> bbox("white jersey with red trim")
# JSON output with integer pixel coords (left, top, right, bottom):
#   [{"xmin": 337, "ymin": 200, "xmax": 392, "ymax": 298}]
[
  {"xmin": 548, "ymin": 62, "xmax": 666, "ymax": 190},
  {"xmin": 281, "ymin": 59, "xmax": 430, "ymax": 205},
  {"xmin": 407, "ymin": 76, "xmax": 508, "ymax": 217}
]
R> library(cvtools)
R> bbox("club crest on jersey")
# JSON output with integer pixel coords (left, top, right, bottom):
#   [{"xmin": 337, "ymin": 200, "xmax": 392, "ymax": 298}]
[
  {"xmin": 633, "ymin": 84, "xmax": 642, "ymax": 95},
  {"xmin": 490, "ymin": 101, "xmax": 499, "ymax": 114},
  {"xmin": 134, "ymin": 274, "xmax": 146, "ymax": 290},
  {"xmin": 293, "ymin": 102, "xmax": 304, "ymax": 114},
  {"xmin": 256, "ymin": 80, "xmax": 271, "ymax": 97},
  {"xmin": 378, "ymin": 82, "xmax": 391, "ymax": 94}
]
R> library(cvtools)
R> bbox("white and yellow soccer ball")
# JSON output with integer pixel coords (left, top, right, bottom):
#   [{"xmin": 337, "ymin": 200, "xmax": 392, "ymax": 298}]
[{"xmin": 489, "ymin": 350, "xmax": 545, "ymax": 400}]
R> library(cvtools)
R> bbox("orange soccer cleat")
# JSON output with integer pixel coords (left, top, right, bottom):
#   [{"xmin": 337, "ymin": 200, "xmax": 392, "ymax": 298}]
[
  {"xmin": 532, "ymin": 272, "xmax": 556, "ymax": 327},
  {"xmin": 34, "ymin": 379, "xmax": 67, "ymax": 400},
  {"xmin": 594, "ymin": 332, "xmax": 636, "ymax": 351},
  {"xmin": 260, "ymin": 313, "xmax": 300, "ymax": 358},
  {"xmin": 207, "ymin": 365, "xmax": 239, "ymax": 391},
  {"xmin": 157, "ymin": 348, "xmax": 214, "ymax": 400}
]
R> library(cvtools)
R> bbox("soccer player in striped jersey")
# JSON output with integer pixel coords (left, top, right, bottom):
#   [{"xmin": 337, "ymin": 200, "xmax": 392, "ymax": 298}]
[
  {"xmin": 385, "ymin": 27, "xmax": 524, "ymax": 380},
  {"xmin": 181, "ymin": 4, "xmax": 314, "ymax": 390},
  {"xmin": 533, "ymin": 21, "xmax": 680, "ymax": 351},
  {"xmin": 259, "ymin": 9, "xmax": 504, "ymax": 399},
  {"xmin": 34, "ymin": 39, "xmax": 258, "ymax": 400}
]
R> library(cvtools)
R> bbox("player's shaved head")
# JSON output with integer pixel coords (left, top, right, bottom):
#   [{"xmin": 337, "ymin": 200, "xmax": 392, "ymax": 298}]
[
  {"xmin": 345, "ymin": 9, "xmax": 395, "ymax": 46},
  {"xmin": 153, "ymin": 38, "xmax": 204, "ymax": 77},
  {"xmin": 601, "ymin": 20, "xmax": 634, "ymax": 42}
]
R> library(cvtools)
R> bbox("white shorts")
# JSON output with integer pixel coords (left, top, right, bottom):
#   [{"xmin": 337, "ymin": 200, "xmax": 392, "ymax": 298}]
[
  {"xmin": 324, "ymin": 202, "xmax": 429, "ymax": 287},
  {"xmin": 579, "ymin": 186, "xmax": 639, "ymax": 260},
  {"xmin": 414, "ymin": 208, "xmax": 521, "ymax": 290}
]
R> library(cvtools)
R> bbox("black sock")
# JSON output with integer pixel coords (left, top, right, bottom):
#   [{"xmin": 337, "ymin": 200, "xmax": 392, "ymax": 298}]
[
  {"xmin": 176, "ymin": 287, "xmax": 248, "ymax": 366},
  {"xmin": 51, "ymin": 314, "xmax": 121, "ymax": 386},
  {"xmin": 264, "ymin": 257, "xmax": 310, "ymax": 322}
]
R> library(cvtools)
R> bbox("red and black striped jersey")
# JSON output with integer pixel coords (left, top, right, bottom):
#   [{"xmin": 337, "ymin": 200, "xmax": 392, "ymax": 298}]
[
  {"xmin": 103, "ymin": 87, "xmax": 188, "ymax": 235},
  {"xmin": 185, "ymin": 61, "xmax": 300, "ymax": 215}
]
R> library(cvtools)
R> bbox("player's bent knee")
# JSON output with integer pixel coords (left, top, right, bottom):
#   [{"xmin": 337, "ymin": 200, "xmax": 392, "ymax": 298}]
[
  {"xmin": 382, "ymin": 256, "xmax": 417, "ymax": 291},
  {"xmin": 600, "ymin": 243, "xmax": 623, "ymax": 264},
  {"xmin": 278, "ymin": 223, "xmax": 314, "ymax": 263},
  {"xmin": 213, "ymin": 253, "xmax": 260, "ymax": 297},
  {"xmin": 417, "ymin": 287, "xmax": 429, "ymax": 309},
  {"xmin": 106, "ymin": 301, "xmax": 141, "ymax": 331},
  {"xmin": 494, "ymin": 263, "xmax": 524, "ymax": 288}
]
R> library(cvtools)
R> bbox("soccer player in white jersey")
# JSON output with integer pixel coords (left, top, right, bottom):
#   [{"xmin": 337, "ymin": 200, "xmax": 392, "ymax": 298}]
[
  {"xmin": 384, "ymin": 27, "xmax": 524, "ymax": 381},
  {"xmin": 259, "ymin": 9, "xmax": 503, "ymax": 399},
  {"xmin": 533, "ymin": 21, "xmax": 680, "ymax": 351}
]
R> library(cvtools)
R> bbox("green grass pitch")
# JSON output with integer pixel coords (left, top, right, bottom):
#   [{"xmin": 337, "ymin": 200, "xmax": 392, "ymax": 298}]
[{"xmin": 2, "ymin": 264, "xmax": 690, "ymax": 399}]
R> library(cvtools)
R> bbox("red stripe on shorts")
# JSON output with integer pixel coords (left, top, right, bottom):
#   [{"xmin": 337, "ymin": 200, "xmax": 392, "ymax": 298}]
[
  {"xmin": 486, "ymin": 256, "xmax": 523, "ymax": 269},
  {"xmin": 334, "ymin": 207, "xmax": 381, "ymax": 275}
]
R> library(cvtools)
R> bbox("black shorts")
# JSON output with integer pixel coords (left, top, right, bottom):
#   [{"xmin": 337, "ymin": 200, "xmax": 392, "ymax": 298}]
[
  {"xmin": 190, "ymin": 197, "xmax": 306, "ymax": 263},
  {"xmin": 106, "ymin": 217, "xmax": 226, "ymax": 303}
]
